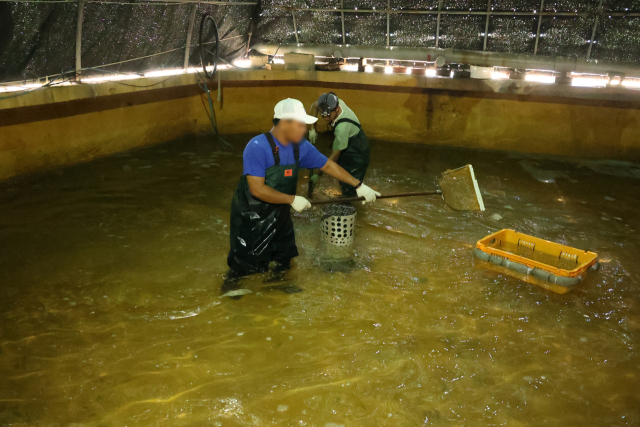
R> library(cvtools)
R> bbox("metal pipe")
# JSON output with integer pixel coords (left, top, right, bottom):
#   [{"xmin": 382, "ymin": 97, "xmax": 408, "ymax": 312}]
[
  {"xmin": 483, "ymin": 0, "xmax": 491, "ymax": 52},
  {"xmin": 134, "ymin": 0, "xmax": 257, "ymax": 4},
  {"xmin": 183, "ymin": 4, "xmax": 197, "ymax": 70},
  {"xmin": 534, "ymin": 0, "xmax": 544, "ymax": 55},
  {"xmin": 291, "ymin": 9, "xmax": 299, "ymax": 44},
  {"xmin": 586, "ymin": 0, "xmax": 604, "ymax": 61},
  {"xmin": 75, "ymin": 0, "xmax": 85, "ymax": 78},
  {"xmin": 261, "ymin": 6, "xmax": 640, "ymax": 17},
  {"xmin": 246, "ymin": 19, "xmax": 253, "ymax": 57},
  {"xmin": 311, "ymin": 191, "xmax": 441, "ymax": 206},
  {"xmin": 386, "ymin": 0, "xmax": 390, "ymax": 47},
  {"xmin": 3, "ymin": 0, "xmax": 257, "ymax": 3},
  {"xmin": 340, "ymin": 0, "xmax": 345, "ymax": 44},
  {"xmin": 252, "ymin": 42, "xmax": 640, "ymax": 78},
  {"xmin": 435, "ymin": 0, "xmax": 442, "ymax": 49}
]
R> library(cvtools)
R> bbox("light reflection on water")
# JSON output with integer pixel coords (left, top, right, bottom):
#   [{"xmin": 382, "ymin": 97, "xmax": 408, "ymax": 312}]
[{"xmin": 0, "ymin": 134, "xmax": 638, "ymax": 426}]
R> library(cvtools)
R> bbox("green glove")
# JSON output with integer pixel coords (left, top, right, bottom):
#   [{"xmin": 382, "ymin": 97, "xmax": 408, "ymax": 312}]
[{"xmin": 310, "ymin": 174, "xmax": 320, "ymax": 183}]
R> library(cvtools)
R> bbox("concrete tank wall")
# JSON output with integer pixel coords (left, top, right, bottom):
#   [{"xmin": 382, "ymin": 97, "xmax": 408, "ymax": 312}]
[{"xmin": 1, "ymin": 69, "xmax": 640, "ymax": 181}]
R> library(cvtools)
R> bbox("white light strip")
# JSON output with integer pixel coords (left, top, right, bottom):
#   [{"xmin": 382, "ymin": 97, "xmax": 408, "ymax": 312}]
[
  {"xmin": 622, "ymin": 78, "xmax": 640, "ymax": 89},
  {"xmin": 144, "ymin": 68, "xmax": 185, "ymax": 78},
  {"xmin": 81, "ymin": 74, "xmax": 141, "ymax": 83},
  {"xmin": 7, "ymin": 61, "xmax": 640, "ymax": 93},
  {"xmin": 232, "ymin": 58, "xmax": 251, "ymax": 68},
  {"xmin": 0, "ymin": 83, "xmax": 43, "ymax": 93},
  {"xmin": 525, "ymin": 73, "xmax": 556, "ymax": 84},
  {"xmin": 571, "ymin": 77, "xmax": 609, "ymax": 88}
]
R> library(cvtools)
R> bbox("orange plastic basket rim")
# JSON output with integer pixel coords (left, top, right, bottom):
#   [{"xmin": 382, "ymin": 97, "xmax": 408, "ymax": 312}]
[{"xmin": 476, "ymin": 229, "xmax": 598, "ymax": 278}]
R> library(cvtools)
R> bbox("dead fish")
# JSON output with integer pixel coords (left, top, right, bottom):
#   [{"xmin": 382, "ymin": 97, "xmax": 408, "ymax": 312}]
[{"xmin": 220, "ymin": 289, "xmax": 252, "ymax": 298}]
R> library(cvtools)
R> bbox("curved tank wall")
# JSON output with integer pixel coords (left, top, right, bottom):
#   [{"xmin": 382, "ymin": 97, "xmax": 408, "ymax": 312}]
[{"xmin": 1, "ymin": 69, "xmax": 640, "ymax": 181}]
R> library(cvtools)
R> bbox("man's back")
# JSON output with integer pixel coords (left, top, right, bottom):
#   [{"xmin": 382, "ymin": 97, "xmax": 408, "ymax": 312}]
[{"xmin": 332, "ymin": 100, "xmax": 361, "ymax": 152}]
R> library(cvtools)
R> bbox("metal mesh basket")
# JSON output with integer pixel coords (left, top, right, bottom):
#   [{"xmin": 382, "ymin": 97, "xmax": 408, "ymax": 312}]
[{"xmin": 321, "ymin": 204, "xmax": 356, "ymax": 248}]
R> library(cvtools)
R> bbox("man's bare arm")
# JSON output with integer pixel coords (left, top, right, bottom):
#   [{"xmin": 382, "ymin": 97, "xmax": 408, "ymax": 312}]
[
  {"xmin": 320, "ymin": 159, "xmax": 360, "ymax": 187},
  {"xmin": 313, "ymin": 150, "xmax": 340, "ymax": 178},
  {"xmin": 328, "ymin": 150, "xmax": 341, "ymax": 163},
  {"xmin": 247, "ymin": 175, "xmax": 295, "ymax": 204},
  {"xmin": 308, "ymin": 101, "xmax": 320, "ymax": 131}
]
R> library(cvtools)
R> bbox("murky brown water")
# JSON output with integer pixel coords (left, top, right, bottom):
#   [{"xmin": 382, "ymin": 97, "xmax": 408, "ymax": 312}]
[{"xmin": 0, "ymin": 134, "xmax": 639, "ymax": 426}]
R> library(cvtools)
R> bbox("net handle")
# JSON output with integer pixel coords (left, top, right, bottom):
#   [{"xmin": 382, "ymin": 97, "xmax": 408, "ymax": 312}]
[{"xmin": 310, "ymin": 190, "xmax": 442, "ymax": 206}]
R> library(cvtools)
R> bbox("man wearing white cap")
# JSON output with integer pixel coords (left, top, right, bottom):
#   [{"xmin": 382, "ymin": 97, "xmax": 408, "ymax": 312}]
[{"xmin": 226, "ymin": 98, "xmax": 380, "ymax": 287}]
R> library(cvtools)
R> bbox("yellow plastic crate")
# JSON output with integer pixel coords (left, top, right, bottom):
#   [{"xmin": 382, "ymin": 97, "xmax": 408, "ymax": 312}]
[{"xmin": 473, "ymin": 229, "xmax": 599, "ymax": 294}]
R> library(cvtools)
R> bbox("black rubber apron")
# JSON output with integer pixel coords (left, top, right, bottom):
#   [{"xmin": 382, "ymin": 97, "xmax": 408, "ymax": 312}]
[
  {"xmin": 227, "ymin": 132, "xmax": 300, "ymax": 276},
  {"xmin": 333, "ymin": 118, "xmax": 370, "ymax": 197}
]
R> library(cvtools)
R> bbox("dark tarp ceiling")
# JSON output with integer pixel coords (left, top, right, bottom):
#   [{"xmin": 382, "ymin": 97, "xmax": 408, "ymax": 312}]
[
  {"xmin": 0, "ymin": 2, "xmax": 254, "ymax": 82},
  {"xmin": 1, "ymin": 0, "xmax": 640, "ymax": 83}
]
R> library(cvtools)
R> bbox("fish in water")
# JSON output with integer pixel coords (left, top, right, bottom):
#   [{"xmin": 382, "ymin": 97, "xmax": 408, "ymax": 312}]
[{"xmin": 220, "ymin": 289, "xmax": 253, "ymax": 298}]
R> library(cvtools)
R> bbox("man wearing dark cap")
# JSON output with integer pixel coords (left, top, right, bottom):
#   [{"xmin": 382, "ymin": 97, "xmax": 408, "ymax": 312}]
[{"xmin": 308, "ymin": 92, "xmax": 371, "ymax": 197}]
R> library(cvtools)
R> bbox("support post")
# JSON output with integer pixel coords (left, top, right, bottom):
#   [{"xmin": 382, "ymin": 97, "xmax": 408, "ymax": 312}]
[
  {"xmin": 75, "ymin": 0, "xmax": 85, "ymax": 79},
  {"xmin": 483, "ymin": 0, "xmax": 491, "ymax": 51},
  {"xmin": 184, "ymin": 5, "xmax": 197, "ymax": 69},
  {"xmin": 586, "ymin": 0, "xmax": 604, "ymax": 61},
  {"xmin": 386, "ymin": 0, "xmax": 390, "ymax": 47},
  {"xmin": 340, "ymin": 0, "xmax": 345, "ymax": 44},
  {"xmin": 292, "ymin": 9, "xmax": 299, "ymax": 43},
  {"xmin": 435, "ymin": 0, "xmax": 442, "ymax": 49},
  {"xmin": 534, "ymin": 0, "xmax": 544, "ymax": 55},
  {"xmin": 246, "ymin": 18, "xmax": 253, "ymax": 57}
]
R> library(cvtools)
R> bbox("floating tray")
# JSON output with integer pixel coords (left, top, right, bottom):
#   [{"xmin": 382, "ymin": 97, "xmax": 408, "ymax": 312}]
[{"xmin": 473, "ymin": 229, "xmax": 599, "ymax": 294}]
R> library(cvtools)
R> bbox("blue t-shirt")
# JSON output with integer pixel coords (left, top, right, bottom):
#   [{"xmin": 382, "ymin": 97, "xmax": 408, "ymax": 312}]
[{"xmin": 243, "ymin": 133, "xmax": 328, "ymax": 177}]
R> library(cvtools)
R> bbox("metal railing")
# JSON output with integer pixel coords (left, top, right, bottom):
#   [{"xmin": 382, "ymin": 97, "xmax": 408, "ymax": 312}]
[
  {"xmin": 3, "ymin": 0, "xmax": 640, "ymax": 85},
  {"xmin": 266, "ymin": 2, "xmax": 640, "ymax": 59}
]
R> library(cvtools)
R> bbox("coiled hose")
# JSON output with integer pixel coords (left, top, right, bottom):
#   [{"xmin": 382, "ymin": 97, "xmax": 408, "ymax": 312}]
[{"xmin": 196, "ymin": 12, "xmax": 235, "ymax": 151}]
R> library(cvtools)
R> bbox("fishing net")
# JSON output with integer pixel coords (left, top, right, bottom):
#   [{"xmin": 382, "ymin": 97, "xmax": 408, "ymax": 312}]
[{"xmin": 439, "ymin": 165, "xmax": 485, "ymax": 212}]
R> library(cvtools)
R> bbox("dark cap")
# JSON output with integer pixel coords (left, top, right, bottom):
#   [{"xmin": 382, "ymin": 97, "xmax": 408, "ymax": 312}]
[{"xmin": 317, "ymin": 92, "xmax": 339, "ymax": 117}]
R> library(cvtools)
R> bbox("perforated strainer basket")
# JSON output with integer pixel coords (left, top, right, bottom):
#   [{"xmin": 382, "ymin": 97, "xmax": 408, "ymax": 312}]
[{"xmin": 321, "ymin": 204, "xmax": 356, "ymax": 248}]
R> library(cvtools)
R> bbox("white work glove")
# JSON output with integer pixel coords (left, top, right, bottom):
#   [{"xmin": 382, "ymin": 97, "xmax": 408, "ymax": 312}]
[
  {"xmin": 291, "ymin": 195, "xmax": 312, "ymax": 212},
  {"xmin": 356, "ymin": 183, "xmax": 381, "ymax": 205},
  {"xmin": 308, "ymin": 128, "xmax": 317, "ymax": 145}
]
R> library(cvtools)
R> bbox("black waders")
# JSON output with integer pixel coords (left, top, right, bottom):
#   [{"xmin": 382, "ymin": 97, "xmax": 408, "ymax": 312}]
[
  {"xmin": 333, "ymin": 118, "xmax": 370, "ymax": 197},
  {"xmin": 227, "ymin": 132, "xmax": 301, "ymax": 279}
]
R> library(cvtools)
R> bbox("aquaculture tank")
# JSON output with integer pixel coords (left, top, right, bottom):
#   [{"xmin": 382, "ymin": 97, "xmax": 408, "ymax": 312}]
[{"xmin": 1, "ymin": 1, "xmax": 640, "ymax": 426}]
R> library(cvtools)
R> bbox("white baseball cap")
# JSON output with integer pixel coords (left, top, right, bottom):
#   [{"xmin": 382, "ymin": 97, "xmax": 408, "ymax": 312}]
[{"xmin": 274, "ymin": 98, "xmax": 318, "ymax": 124}]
